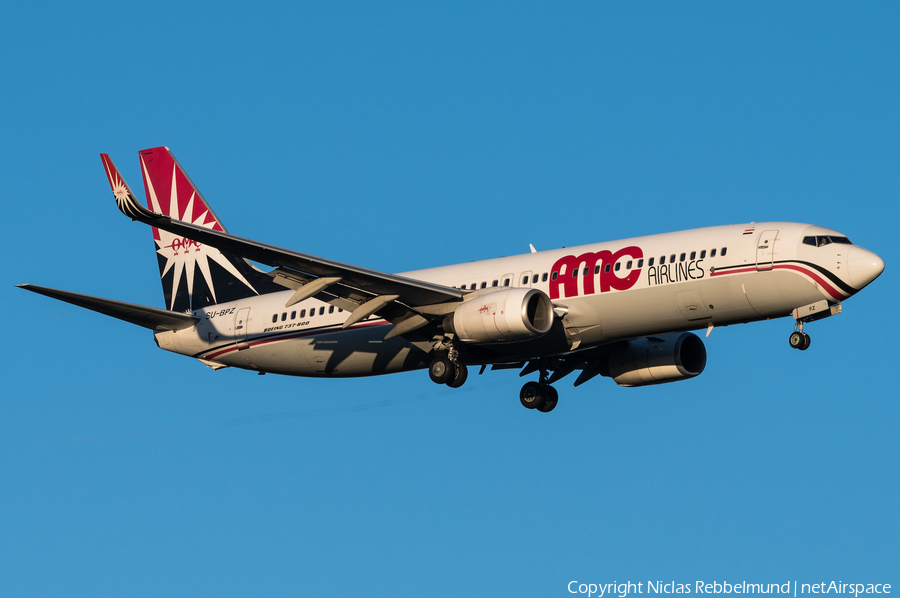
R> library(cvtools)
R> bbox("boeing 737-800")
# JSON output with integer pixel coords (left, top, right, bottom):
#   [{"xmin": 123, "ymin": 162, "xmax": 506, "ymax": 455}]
[{"xmin": 18, "ymin": 147, "xmax": 885, "ymax": 412}]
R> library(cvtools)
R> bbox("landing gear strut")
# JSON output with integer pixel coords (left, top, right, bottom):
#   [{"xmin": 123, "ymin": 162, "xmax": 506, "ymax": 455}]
[{"xmin": 519, "ymin": 368, "xmax": 558, "ymax": 413}]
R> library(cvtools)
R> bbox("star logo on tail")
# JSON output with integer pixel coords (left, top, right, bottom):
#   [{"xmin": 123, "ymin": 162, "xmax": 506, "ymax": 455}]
[{"xmin": 142, "ymin": 158, "xmax": 258, "ymax": 310}]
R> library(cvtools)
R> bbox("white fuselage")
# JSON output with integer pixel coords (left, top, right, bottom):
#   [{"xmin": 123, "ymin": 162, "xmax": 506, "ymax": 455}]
[{"xmin": 153, "ymin": 222, "xmax": 876, "ymax": 377}]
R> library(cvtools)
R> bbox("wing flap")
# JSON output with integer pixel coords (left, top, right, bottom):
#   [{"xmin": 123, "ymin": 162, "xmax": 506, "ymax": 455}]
[{"xmin": 17, "ymin": 285, "xmax": 199, "ymax": 331}]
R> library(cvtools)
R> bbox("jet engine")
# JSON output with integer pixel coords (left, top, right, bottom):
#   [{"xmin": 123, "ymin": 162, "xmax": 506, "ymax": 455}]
[
  {"xmin": 607, "ymin": 332, "xmax": 707, "ymax": 387},
  {"xmin": 443, "ymin": 288, "xmax": 554, "ymax": 344}
]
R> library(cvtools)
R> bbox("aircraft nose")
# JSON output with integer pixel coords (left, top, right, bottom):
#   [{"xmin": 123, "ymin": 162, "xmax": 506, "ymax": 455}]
[{"xmin": 847, "ymin": 247, "xmax": 885, "ymax": 289}]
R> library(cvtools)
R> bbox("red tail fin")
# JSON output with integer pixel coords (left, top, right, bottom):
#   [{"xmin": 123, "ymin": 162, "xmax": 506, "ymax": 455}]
[
  {"xmin": 138, "ymin": 146, "xmax": 228, "ymax": 233},
  {"xmin": 100, "ymin": 147, "xmax": 280, "ymax": 312}
]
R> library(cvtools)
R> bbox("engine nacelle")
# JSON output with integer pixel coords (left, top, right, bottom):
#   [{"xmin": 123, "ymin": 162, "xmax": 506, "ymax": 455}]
[
  {"xmin": 607, "ymin": 332, "xmax": 707, "ymax": 387},
  {"xmin": 443, "ymin": 288, "xmax": 554, "ymax": 344}
]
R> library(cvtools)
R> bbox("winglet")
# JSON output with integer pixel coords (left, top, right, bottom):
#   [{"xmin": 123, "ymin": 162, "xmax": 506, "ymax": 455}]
[{"xmin": 100, "ymin": 153, "xmax": 160, "ymax": 222}]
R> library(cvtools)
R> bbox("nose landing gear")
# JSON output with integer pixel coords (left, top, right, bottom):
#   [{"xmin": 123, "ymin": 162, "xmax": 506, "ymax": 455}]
[
  {"xmin": 428, "ymin": 339, "xmax": 469, "ymax": 388},
  {"xmin": 789, "ymin": 300, "xmax": 843, "ymax": 351},
  {"xmin": 789, "ymin": 330, "xmax": 811, "ymax": 351}
]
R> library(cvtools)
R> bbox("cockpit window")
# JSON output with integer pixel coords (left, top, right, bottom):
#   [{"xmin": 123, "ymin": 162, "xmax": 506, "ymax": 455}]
[{"xmin": 804, "ymin": 235, "xmax": 853, "ymax": 247}]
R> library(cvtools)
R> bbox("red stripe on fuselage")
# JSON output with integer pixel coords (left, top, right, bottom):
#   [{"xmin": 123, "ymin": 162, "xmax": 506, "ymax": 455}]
[{"xmin": 710, "ymin": 263, "xmax": 847, "ymax": 300}]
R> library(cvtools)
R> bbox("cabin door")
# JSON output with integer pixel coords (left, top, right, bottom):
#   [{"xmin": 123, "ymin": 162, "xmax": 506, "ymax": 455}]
[{"xmin": 756, "ymin": 230, "xmax": 778, "ymax": 271}]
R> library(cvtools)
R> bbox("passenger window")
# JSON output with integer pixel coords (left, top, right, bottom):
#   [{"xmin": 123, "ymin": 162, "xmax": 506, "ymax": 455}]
[
  {"xmin": 492, "ymin": 280, "xmax": 498, "ymax": 287},
  {"xmin": 300, "ymin": 309, "xmax": 306, "ymax": 317},
  {"xmin": 660, "ymin": 255, "xmax": 666, "ymax": 265},
  {"xmin": 470, "ymin": 283, "xmax": 477, "ymax": 290},
  {"xmin": 700, "ymin": 250, "xmax": 706, "ymax": 259},
  {"xmin": 614, "ymin": 262, "xmax": 621, "ymax": 272},
  {"xmin": 721, "ymin": 247, "xmax": 727, "ymax": 256},
  {"xmin": 690, "ymin": 251, "xmax": 696, "ymax": 260},
  {"xmin": 581, "ymin": 267, "xmax": 587, "ymax": 277},
  {"xmin": 281, "ymin": 312, "xmax": 287, "ymax": 321},
  {"xmin": 329, "ymin": 306, "xmax": 334, "ymax": 314},
  {"xmin": 551, "ymin": 272, "xmax": 558, "ymax": 280},
  {"xmin": 272, "ymin": 314, "xmax": 278, "ymax": 323},
  {"xmin": 604, "ymin": 264, "xmax": 611, "ymax": 273},
  {"xmin": 309, "ymin": 309, "xmax": 314, "ymax": 317},
  {"xmin": 710, "ymin": 248, "xmax": 717, "ymax": 258},
  {"xmin": 594, "ymin": 265, "xmax": 601, "ymax": 275},
  {"xmin": 522, "ymin": 276, "xmax": 529, "ymax": 285},
  {"xmin": 649, "ymin": 257, "xmax": 655, "ymax": 266},
  {"xmin": 542, "ymin": 273, "xmax": 548, "ymax": 282},
  {"xmin": 291, "ymin": 311, "xmax": 296, "ymax": 320},
  {"xmin": 637, "ymin": 259, "xmax": 643, "ymax": 268},
  {"xmin": 572, "ymin": 269, "xmax": 578, "ymax": 278},
  {"xmin": 339, "ymin": 308, "xmax": 343, "ymax": 313},
  {"xmin": 504, "ymin": 278, "xmax": 511, "ymax": 286},
  {"xmin": 672, "ymin": 254, "xmax": 678, "ymax": 262},
  {"xmin": 533, "ymin": 274, "xmax": 539, "ymax": 283},
  {"xmin": 626, "ymin": 260, "xmax": 632, "ymax": 269},
  {"xmin": 319, "ymin": 307, "xmax": 325, "ymax": 315},
  {"xmin": 480, "ymin": 281, "xmax": 487, "ymax": 289}
]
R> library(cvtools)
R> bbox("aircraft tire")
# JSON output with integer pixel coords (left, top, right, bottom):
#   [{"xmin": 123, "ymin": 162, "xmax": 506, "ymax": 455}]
[
  {"xmin": 446, "ymin": 364, "xmax": 468, "ymax": 388},
  {"xmin": 520, "ymin": 381, "xmax": 547, "ymax": 410},
  {"xmin": 789, "ymin": 332, "xmax": 804, "ymax": 349},
  {"xmin": 537, "ymin": 385, "xmax": 558, "ymax": 413},
  {"xmin": 799, "ymin": 333, "xmax": 811, "ymax": 351},
  {"xmin": 429, "ymin": 354, "xmax": 454, "ymax": 384}
]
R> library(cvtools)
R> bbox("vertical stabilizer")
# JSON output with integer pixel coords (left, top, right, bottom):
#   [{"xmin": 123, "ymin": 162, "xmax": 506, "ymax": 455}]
[{"xmin": 101, "ymin": 149, "xmax": 280, "ymax": 313}]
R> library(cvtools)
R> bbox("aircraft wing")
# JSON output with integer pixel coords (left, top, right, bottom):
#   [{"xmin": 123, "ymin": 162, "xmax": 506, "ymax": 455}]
[
  {"xmin": 112, "ymin": 174, "xmax": 458, "ymax": 303},
  {"xmin": 18, "ymin": 285, "xmax": 200, "ymax": 331},
  {"xmin": 106, "ymin": 154, "xmax": 462, "ymax": 339}
]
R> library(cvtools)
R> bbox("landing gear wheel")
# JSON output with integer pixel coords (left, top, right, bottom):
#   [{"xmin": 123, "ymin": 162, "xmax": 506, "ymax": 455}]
[
  {"xmin": 537, "ymin": 385, "xmax": 558, "ymax": 413},
  {"xmin": 799, "ymin": 332, "xmax": 811, "ymax": 351},
  {"xmin": 519, "ymin": 381, "xmax": 547, "ymax": 410},
  {"xmin": 446, "ymin": 364, "xmax": 468, "ymax": 388},
  {"xmin": 789, "ymin": 331, "xmax": 804, "ymax": 349},
  {"xmin": 429, "ymin": 354, "xmax": 454, "ymax": 384}
]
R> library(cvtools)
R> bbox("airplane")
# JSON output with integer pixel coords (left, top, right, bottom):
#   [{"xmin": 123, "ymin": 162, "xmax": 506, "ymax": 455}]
[{"xmin": 18, "ymin": 147, "xmax": 885, "ymax": 413}]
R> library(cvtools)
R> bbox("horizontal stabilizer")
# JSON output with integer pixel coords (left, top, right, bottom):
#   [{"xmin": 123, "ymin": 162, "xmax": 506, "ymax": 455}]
[{"xmin": 17, "ymin": 284, "xmax": 199, "ymax": 331}]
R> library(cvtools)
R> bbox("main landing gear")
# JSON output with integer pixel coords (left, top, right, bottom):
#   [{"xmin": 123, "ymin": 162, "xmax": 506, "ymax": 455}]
[
  {"xmin": 427, "ymin": 339, "xmax": 558, "ymax": 412},
  {"xmin": 428, "ymin": 346, "xmax": 468, "ymax": 389},
  {"xmin": 519, "ymin": 368, "xmax": 558, "ymax": 413},
  {"xmin": 520, "ymin": 381, "xmax": 558, "ymax": 412}
]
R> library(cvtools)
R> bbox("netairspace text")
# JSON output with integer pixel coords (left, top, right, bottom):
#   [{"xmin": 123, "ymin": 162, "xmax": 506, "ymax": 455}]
[{"xmin": 567, "ymin": 581, "xmax": 892, "ymax": 598}]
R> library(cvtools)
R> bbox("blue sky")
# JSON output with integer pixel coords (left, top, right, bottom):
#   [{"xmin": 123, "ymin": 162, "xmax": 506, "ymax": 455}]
[{"xmin": 1, "ymin": 2, "xmax": 897, "ymax": 596}]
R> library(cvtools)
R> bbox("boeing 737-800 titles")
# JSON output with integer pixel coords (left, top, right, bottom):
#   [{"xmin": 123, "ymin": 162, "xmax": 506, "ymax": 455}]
[{"xmin": 19, "ymin": 147, "xmax": 885, "ymax": 412}]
